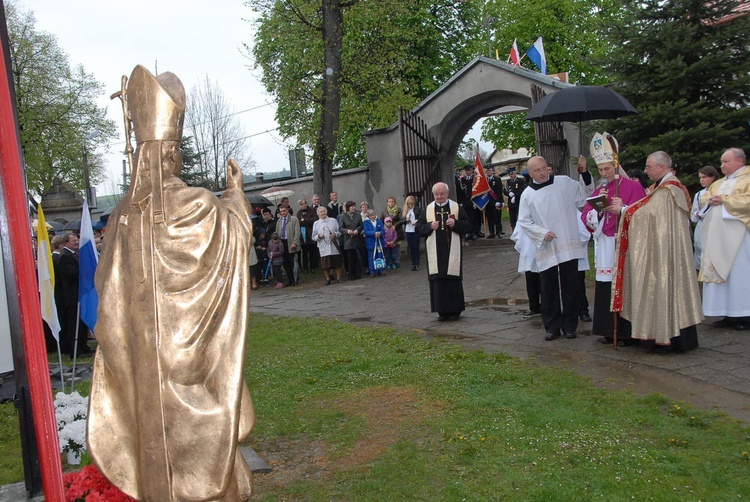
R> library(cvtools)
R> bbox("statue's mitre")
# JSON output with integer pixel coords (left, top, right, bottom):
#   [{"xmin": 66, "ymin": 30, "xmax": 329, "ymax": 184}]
[
  {"xmin": 590, "ymin": 132, "xmax": 619, "ymax": 166},
  {"xmin": 126, "ymin": 65, "xmax": 185, "ymax": 144}
]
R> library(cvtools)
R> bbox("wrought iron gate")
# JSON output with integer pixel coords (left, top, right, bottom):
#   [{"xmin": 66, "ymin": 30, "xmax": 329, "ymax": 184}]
[
  {"xmin": 530, "ymin": 84, "xmax": 569, "ymax": 175},
  {"xmin": 399, "ymin": 107, "xmax": 441, "ymax": 205}
]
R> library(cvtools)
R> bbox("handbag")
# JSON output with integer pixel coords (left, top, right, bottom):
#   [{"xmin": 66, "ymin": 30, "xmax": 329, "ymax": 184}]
[{"xmin": 373, "ymin": 240, "xmax": 386, "ymax": 270}]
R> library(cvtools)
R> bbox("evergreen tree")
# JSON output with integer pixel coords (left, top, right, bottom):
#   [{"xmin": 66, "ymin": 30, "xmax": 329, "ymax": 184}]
[
  {"xmin": 602, "ymin": 0, "xmax": 750, "ymax": 183},
  {"xmin": 180, "ymin": 136, "xmax": 212, "ymax": 189}
]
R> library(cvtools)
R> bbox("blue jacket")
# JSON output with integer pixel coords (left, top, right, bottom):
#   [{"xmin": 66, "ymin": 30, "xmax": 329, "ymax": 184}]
[{"xmin": 363, "ymin": 217, "xmax": 385, "ymax": 250}]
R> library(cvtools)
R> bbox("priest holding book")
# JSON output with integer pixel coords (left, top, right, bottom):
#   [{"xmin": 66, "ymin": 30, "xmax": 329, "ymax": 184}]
[{"xmin": 581, "ymin": 133, "xmax": 646, "ymax": 346}]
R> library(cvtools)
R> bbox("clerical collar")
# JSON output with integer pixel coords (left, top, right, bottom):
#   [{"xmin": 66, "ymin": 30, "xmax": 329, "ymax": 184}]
[
  {"xmin": 435, "ymin": 201, "xmax": 449, "ymax": 207},
  {"xmin": 529, "ymin": 176, "xmax": 554, "ymax": 191}
]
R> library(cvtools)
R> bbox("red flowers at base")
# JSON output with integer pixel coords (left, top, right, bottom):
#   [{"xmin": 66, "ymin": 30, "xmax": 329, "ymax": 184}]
[{"xmin": 63, "ymin": 465, "xmax": 135, "ymax": 502}]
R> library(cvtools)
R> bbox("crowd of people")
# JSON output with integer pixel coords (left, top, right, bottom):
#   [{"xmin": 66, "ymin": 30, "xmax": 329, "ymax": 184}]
[
  {"xmin": 43, "ymin": 142, "xmax": 748, "ymax": 356},
  {"xmin": 510, "ymin": 133, "xmax": 749, "ymax": 353},
  {"xmin": 249, "ymin": 192, "xmax": 431, "ymax": 289}
]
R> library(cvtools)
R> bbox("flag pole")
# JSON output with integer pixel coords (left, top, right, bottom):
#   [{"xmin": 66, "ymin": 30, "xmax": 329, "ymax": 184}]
[
  {"xmin": 56, "ymin": 342, "xmax": 65, "ymax": 393},
  {"xmin": 70, "ymin": 303, "xmax": 80, "ymax": 391}
]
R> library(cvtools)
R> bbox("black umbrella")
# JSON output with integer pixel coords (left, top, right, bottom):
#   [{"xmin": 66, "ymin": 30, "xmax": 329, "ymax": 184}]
[
  {"xmin": 525, "ymin": 86, "xmax": 638, "ymax": 151},
  {"xmin": 62, "ymin": 219, "xmax": 81, "ymax": 231},
  {"xmin": 247, "ymin": 193, "xmax": 274, "ymax": 208},
  {"xmin": 100, "ymin": 206, "xmax": 115, "ymax": 222}
]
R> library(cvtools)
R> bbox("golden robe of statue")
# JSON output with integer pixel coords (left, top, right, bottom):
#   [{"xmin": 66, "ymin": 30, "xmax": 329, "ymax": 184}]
[{"xmin": 87, "ymin": 65, "xmax": 255, "ymax": 501}]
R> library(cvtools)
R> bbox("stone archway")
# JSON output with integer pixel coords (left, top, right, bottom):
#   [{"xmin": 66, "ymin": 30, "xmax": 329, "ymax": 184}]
[{"xmin": 364, "ymin": 56, "xmax": 577, "ymax": 204}]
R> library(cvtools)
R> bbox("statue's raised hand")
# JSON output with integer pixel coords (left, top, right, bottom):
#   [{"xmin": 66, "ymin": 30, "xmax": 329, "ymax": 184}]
[{"xmin": 226, "ymin": 159, "xmax": 242, "ymax": 189}]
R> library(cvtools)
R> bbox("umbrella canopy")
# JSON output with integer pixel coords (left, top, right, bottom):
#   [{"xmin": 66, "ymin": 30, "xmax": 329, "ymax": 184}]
[
  {"xmin": 62, "ymin": 219, "xmax": 81, "ymax": 231},
  {"xmin": 525, "ymin": 86, "xmax": 637, "ymax": 123},
  {"xmin": 31, "ymin": 219, "xmax": 52, "ymax": 231},
  {"xmin": 247, "ymin": 193, "xmax": 274, "ymax": 208},
  {"xmin": 261, "ymin": 186, "xmax": 295, "ymax": 204},
  {"xmin": 99, "ymin": 206, "xmax": 115, "ymax": 222},
  {"xmin": 92, "ymin": 220, "xmax": 106, "ymax": 230}
]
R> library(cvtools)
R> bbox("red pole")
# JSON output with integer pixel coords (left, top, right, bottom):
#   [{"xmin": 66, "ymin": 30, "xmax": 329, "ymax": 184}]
[{"xmin": 0, "ymin": 3, "xmax": 64, "ymax": 500}]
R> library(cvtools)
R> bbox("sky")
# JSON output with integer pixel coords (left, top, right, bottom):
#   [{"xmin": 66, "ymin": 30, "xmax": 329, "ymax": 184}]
[{"xmin": 17, "ymin": 0, "xmax": 488, "ymax": 196}]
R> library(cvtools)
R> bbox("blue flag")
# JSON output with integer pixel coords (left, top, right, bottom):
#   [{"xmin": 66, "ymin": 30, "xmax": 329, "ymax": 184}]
[
  {"xmin": 78, "ymin": 199, "xmax": 99, "ymax": 331},
  {"xmin": 526, "ymin": 37, "xmax": 547, "ymax": 75}
]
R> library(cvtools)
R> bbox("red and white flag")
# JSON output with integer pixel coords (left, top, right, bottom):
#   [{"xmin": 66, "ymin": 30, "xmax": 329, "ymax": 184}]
[{"xmin": 509, "ymin": 39, "xmax": 521, "ymax": 66}]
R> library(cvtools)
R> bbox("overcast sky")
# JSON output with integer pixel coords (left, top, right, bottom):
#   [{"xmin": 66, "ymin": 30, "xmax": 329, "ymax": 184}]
[
  {"xmin": 17, "ymin": 0, "xmax": 487, "ymax": 196},
  {"xmin": 17, "ymin": 0, "xmax": 290, "ymax": 194}
]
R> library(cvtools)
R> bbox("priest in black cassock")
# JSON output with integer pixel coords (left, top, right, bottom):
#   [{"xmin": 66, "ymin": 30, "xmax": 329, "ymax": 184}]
[{"xmin": 416, "ymin": 182, "xmax": 472, "ymax": 321}]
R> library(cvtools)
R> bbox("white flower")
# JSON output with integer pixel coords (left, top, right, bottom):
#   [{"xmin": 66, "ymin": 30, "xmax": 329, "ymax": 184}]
[{"xmin": 54, "ymin": 391, "xmax": 89, "ymax": 454}]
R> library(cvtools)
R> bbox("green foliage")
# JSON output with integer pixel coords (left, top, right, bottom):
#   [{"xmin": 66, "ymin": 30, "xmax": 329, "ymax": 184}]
[
  {"xmin": 179, "ymin": 136, "xmax": 212, "ymax": 188},
  {"xmin": 246, "ymin": 0, "xmax": 482, "ymax": 170},
  {"xmin": 6, "ymin": 1, "xmax": 117, "ymax": 196},
  {"xmin": 601, "ymin": 0, "xmax": 750, "ymax": 180},
  {"xmin": 479, "ymin": 0, "xmax": 627, "ymax": 152}
]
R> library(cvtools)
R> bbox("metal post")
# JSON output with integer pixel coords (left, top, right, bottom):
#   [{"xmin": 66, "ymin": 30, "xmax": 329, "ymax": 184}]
[{"xmin": 82, "ymin": 144, "xmax": 92, "ymax": 202}]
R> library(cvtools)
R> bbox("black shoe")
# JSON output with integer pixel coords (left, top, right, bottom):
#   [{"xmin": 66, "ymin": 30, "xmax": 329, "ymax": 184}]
[
  {"xmin": 598, "ymin": 337, "xmax": 612, "ymax": 345},
  {"xmin": 522, "ymin": 309, "xmax": 541, "ymax": 319},
  {"xmin": 415, "ymin": 266, "xmax": 420, "ymax": 271},
  {"xmin": 712, "ymin": 317, "xmax": 736, "ymax": 328},
  {"xmin": 579, "ymin": 312, "xmax": 592, "ymax": 322},
  {"xmin": 477, "ymin": 232, "xmax": 485, "ymax": 238},
  {"xmin": 325, "ymin": 280, "xmax": 331, "ymax": 285},
  {"xmin": 437, "ymin": 314, "xmax": 450, "ymax": 322},
  {"xmin": 564, "ymin": 331, "xmax": 577, "ymax": 339},
  {"xmin": 487, "ymin": 233, "xmax": 495, "ymax": 239},
  {"xmin": 448, "ymin": 314, "xmax": 461, "ymax": 321},
  {"xmin": 545, "ymin": 331, "xmax": 560, "ymax": 341}
]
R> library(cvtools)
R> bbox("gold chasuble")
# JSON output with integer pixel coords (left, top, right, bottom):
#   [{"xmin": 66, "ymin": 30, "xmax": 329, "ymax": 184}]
[
  {"xmin": 612, "ymin": 179, "xmax": 702, "ymax": 346},
  {"xmin": 88, "ymin": 66, "xmax": 255, "ymax": 501}
]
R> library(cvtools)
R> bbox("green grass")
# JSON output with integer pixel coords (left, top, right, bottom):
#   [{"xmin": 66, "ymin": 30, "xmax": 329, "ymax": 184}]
[
  {"xmin": 245, "ymin": 314, "xmax": 750, "ymax": 500},
  {"xmin": 3, "ymin": 314, "xmax": 750, "ymax": 500}
]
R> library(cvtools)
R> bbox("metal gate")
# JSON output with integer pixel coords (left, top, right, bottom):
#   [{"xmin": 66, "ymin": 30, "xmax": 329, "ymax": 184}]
[
  {"xmin": 530, "ymin": 84, "xmax": 569, "ymax": 175},
  {"xmin": 399, "ymin": 107, "xmax": 441, "ymax": 205}
]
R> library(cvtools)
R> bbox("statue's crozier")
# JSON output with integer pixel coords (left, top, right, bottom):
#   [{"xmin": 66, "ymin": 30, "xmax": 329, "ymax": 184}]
[{"xmin": 88, "ymin": 65, "xmax": 255, "ymax": 501}]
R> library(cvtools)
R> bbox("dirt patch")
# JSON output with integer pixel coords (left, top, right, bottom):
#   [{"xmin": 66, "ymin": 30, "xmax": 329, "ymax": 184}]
[
  {"xmin": 321, "ymin": 386, "xmax": 431, "ymax": 472},
  {"xmin": 250, "ymin": 386, "xmax": 436, "ymax": 497}
]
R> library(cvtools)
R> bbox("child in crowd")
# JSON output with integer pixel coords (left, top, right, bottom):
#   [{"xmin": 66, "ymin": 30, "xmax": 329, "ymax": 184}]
[
  {"xmin": 256, "ymin": 230, "xmax": 270, "ymax": 286},
  {"xmin": 267, "ymin": 232, "xmax": 286, "ymax": 288},
  {"xmin": 383, "ymin": 217, "xmax": 399, "ymax": 270}
]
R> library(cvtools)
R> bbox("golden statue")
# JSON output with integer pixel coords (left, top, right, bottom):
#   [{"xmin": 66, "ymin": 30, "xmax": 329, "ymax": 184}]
[{"xmin": 87, "ymin": 65, "xmax": 255, "ymax": 501}]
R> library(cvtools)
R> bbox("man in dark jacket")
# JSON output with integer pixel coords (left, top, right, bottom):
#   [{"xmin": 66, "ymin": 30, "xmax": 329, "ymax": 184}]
[{"xmin": 56, "ymin": 232, "xmax": 91, "ymax": 357}]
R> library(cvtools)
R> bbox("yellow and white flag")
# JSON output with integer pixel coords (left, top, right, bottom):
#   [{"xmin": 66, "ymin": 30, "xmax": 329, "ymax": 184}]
[{"xmin": 37, "ymin": 204, "xmax": 61, "ymax": 339}]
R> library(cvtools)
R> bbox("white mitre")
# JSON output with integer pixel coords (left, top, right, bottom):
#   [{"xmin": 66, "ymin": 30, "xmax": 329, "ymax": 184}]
[{"xmin": 590, "ymin": 132, "xmax": 619, "ymax": 166}]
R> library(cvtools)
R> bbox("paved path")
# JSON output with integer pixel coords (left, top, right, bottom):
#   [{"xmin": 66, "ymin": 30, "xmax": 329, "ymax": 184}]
[{"xmin": 251, "ymin": 238, "xmax": 750, "ymax": 423}]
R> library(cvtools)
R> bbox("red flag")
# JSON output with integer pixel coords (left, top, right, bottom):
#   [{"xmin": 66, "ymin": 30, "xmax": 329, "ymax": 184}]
[
  {"xmin": 471, "ymin": 152, "xmax": 492, "ymax": 210},
  {"xmin": 509, "ymin": 39, "xmax": 521, "ymax": 66}
]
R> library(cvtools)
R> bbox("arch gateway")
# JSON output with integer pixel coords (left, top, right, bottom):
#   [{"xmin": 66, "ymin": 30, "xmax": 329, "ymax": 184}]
[{"xmin": 363, "ymin": 56, "xmax": 581, "ymax": 205}]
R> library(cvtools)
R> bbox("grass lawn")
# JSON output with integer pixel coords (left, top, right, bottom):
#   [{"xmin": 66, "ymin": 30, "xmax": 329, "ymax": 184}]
[{"xmin": 2, "ymin": 313, "xmax": 750, "ymax": 500}]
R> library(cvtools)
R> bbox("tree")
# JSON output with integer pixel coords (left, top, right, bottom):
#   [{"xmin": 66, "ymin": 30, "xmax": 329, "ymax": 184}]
[
  {"xmin": 6, "ymin": 1, "xmax": 117, "ymax": 196},
  {"xmin": 179, "ymin": 135, "xmax": 212, "ymax": 188},
  {"xmin": 184, "ymin": 76, "xmax": 254, "ymax": 190},
  {"xmin": 479, "ymin": 0, "xmax": 626, "ymax": 153},
  {"xmin": 602, "ymin": 0, "xmax": 750, "ymax": 182},
  {"xmin": 456, "ymin": 141, "xmax": 489, "ymax": 167},
  {"xmin": 246, "ymin": 0, "xmax": 482, "ymax": 196}
]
